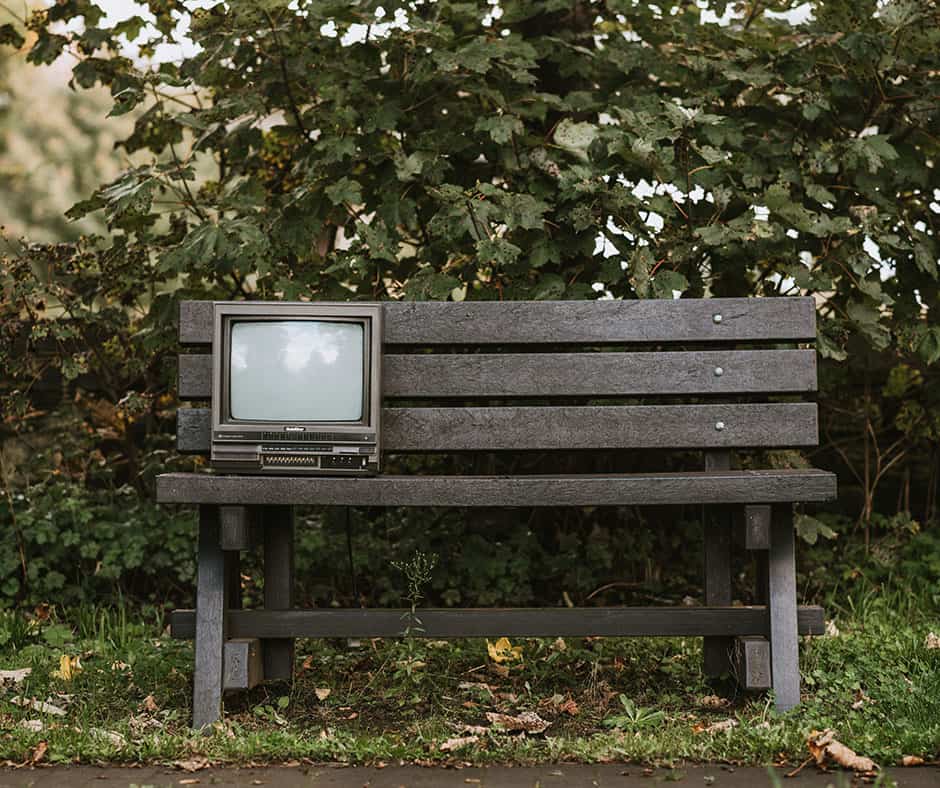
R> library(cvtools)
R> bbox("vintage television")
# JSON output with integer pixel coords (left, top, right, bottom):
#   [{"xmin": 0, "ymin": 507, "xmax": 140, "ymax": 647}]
[{"xmin": 210, "ymin": 302, "xmax": 383, "ymax": 475}]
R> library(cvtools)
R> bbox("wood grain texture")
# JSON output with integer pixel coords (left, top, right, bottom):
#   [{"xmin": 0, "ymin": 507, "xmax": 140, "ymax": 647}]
[
  {"xmin": 170, "ymin": 605, "xmax": 825, "ymax": 639},
  {"xmin": 177, "ymin": 408, "xmax": 211, "ymax": 454},
  {"xmin": 263, "ymin": 506, "xmax": 295, "ymax": 681},
  {"xmin": 156, "ymin": 469, "xmax": 837, "ymax": 506},
  {"xmin": 744, "ymin": 505, "xmax": 772, "ymax": 551},
  {"xmin": 192, "ymin": 506, "xmax": 226, "ymax": 730},
  {"xmin": 178, "ymin": 354, "xmax": 212, "ymax": 400},
  {"xmin": 178, "ymin": 349, "xmax": 818, "ymax": 400},
  {"xmin": 179, "ymin": 297, "xmax": 817, "ymax": 346},
  {"xmin": 219, "ymin": 506, "xmax": 255, "ymax": 551},
  {"xmin": 734, "ymin": 636, "xmax": 771, "ymax": 690},
  {"xmin": 179, "ymin": 301, "xmax": 215, "ymax": 345},
  {"xmin": 769, "ymin": 504, "xmax": 801, "ymax": 711},
  {"xmin": 223, "ymin": 639, "xmax": 262, "ymax": 691},
  {"xmin": 175, "ymin": 403, "xmax": 819, "ymax": 453},
  {"xmin": 703, "ymin": 451, "xmax": 733, "ymax": 678}
]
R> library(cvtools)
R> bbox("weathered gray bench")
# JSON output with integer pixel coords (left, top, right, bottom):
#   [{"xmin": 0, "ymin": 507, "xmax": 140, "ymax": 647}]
[{"xmin": 157, "ymin": 297, "xmax": 836, "ymax": 728}]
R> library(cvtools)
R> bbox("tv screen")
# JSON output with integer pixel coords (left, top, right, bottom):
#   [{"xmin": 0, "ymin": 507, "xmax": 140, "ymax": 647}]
[{"xmin": 229, "ymin": 320, "xmax": 364, "ymax": 422}]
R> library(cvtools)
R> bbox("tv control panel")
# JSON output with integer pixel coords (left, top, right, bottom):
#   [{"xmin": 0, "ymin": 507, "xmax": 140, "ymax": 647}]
[{"xmin": 211, "ymin": 434, "xmax": 379, "ymax": 476}]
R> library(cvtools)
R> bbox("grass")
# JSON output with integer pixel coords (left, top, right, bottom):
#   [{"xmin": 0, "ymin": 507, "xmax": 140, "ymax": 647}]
[{"xmin": 0, "ymin": 587, "xmax": 938, "ymax": 768}]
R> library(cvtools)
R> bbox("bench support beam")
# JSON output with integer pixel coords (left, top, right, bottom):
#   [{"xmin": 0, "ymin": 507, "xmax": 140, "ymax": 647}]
[
  {"xmin": 703, "ymin": 451, "xmax": 733, "ymax": 678},
  {"xmin": 769, "ymin": 504, "xmax": 801, "ymax": 710},
  {"xmin": 192, "ymin": 506, "xmax": 227, "ymax": 730},
  {"xmin": 170, "ymin": 605, "xmax": 824, "ymax": 640},
  {"xmin": 262, "ymin": 506, "xmax": 295, "ymax": 681}
]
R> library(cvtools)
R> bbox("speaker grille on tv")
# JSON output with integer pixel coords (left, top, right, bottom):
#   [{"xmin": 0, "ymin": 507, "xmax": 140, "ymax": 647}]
[{"xmin": 262, "ymin": 431, "xmax": 348, "ymax": 442}]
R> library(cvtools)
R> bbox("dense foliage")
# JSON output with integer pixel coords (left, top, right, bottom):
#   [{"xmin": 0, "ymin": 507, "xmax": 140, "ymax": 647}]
[{"xmin": 1, "ymin": 0, "xmax": 939, "ymax": 608}]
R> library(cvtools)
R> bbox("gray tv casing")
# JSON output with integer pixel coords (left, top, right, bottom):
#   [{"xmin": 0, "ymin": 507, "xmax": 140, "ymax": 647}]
[{"xmin": 210, "ymin": 302, "xmax": 383, "ymax": 476}]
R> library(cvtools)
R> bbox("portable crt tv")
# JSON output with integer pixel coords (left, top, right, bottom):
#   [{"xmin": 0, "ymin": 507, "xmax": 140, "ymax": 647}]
[{"xmin": 210, "ymin": 302, "xmax": 383, "ymax": 475}]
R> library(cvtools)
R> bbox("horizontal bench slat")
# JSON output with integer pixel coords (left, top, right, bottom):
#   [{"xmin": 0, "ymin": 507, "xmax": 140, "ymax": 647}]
[
  {"xmin": 180, "ymin": 298, "xmax": 816, "ymax": 346},
  {"xmin": 176, "ymin": 402, "xmax": 818, "ymax": 453},
  {"xmin": 178, "ymin": 349, "xmax": 817, "ymax": 400},
  {"xmin": 169, "ymin": 606, "xmax": 826, "ymax": 639},
  {"xmin": 156, "ymin": 469, "xmax": 837, "ymax": 505}
]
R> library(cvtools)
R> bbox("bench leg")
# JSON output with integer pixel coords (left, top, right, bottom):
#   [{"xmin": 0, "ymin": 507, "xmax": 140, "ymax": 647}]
[
  {"xmin": 193, "ymin": 505, "xmax": 227, "ymax": 730},
  {"xmin": 263, "ymin": 505, "xmax": 295, "ymax": 681},
  {"xmin": 703, "ymin": 451, "xmax": 733, "ymax": 678},
  {"xmin": 768, "ymin": 504, "xmax": 800, "ymax": 711}
]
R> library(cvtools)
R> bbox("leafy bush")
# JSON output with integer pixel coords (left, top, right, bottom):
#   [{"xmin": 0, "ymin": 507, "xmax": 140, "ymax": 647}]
[
  {"xmin": 0, "ymin": 480, "xmax": 196, "ymax": 608},
  {"xmin": 1, "ymin": 1, "xmax": 939, "ymax": 608}
]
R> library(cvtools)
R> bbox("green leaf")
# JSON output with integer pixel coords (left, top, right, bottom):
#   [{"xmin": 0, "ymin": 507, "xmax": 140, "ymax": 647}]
[
  {"xmin": 325, "ymin": 177, "xmax": 362, "ymax": 206},
  {"xmin": 918, "ymin": 327, "xmax": 940, "ymax": 365},
  {"xmin": 846, "ymin": 300, "xmax": 890, "ymax": 350},
  {"xmin": 474, "ymin": 114, "xmax": 523, "ymax": 144},
  {"xmin": 795, "ymin": 514, "xmax": 837, "ymax": 546},
  {"xmin": 553, "ymin": 119, "xmax": 598, "ymax": 161}
]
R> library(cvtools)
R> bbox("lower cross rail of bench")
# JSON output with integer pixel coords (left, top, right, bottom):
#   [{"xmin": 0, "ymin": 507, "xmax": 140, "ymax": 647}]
[{"xmin": 171, "ymin": 606, "xmax": 825, "ymax": 640}]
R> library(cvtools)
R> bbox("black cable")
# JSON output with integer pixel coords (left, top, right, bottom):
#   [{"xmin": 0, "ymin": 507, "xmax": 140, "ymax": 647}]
[{"xmin": 344, "ymin": 506, "xmax": 359, "ymax": 604}]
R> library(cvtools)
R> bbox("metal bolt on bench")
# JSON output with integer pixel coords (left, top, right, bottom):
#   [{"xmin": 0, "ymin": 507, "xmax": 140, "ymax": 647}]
[{"xmin": 158, "ymin": 297, "xmax": 836, "ymax": 728}]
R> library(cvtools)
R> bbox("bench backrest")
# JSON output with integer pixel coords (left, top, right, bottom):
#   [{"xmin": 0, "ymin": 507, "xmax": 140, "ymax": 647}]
[{"xmin": 175, "ymin": 297, "xmax": 819, "ymax": 457}]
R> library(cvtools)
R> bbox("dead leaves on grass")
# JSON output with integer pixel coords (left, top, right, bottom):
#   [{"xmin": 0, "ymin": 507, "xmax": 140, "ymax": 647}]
[
  {"xmin": 0, "ymin": 668, "xmax": 31, "ymax": 686},
  {"xmin": 484, "ymin": 710, "xmax": 550, "ymax": 734},
  {"xmin": 174, "ymin": 755, "xmax": 211, "ymax": 772},
  {"xmin": 807, "ymin": 729, "xmax": 878, "ymax": 773}
]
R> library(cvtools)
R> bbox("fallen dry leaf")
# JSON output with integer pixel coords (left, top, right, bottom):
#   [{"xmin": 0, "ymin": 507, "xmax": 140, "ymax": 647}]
[
  {"xmin": 808, "ymin": 729, "xmax": 877, "ymax": 772},
  {"xmin": 301, "ymin": 655, "xmax": 315, "ymax": 670},
  {"xmin": 486, "ymin": 637, "xmax": 523, "ymax": 664},
  {"xmin": 11, "ymin": 697, "xmax": 67, "ymax": 716},
  {"xmin": 458, "ymin": 681, "xmax": 493, "ymax": 693},
  {"xmin": 557, "ymin": 697, "xmax": 579, "ymax": 716},
  {"xmin": 440, "ymin": 735, "xmax": 479, "ymax": 752},
  {"xmin": 485, "ymin": 711, "xmax": 550, "ymax": 734},
  {"xmin": 179, "ymin": 779, "xmax": 200, "ymax": 785},
  {"xmin": 700, "ymin": 694, "xmax": 729, "ymax": 709},
  {"xmin": 825, "ymin": 620, "xmax": 841, "ymax": 637},
  {"xmin": 925, "ymin": 632, "xmax": 940, "ymax": 650},
  {"xmin": 314, "ymin": 688, "xmax": 331, "ymax": 701},
  {"xmin": 30, "ymin": 741, "xmax": 47, "ymax": 764},
  {"xmin": 488, "ymin": 663, "xmax": 510, "ymax": 678},
  {"xmin": 19, "ymin": 720, "xmax": 43, "ymax": 733},
  {"xmin": 457, "ymin": 724, "xmax": 488, "ymax": 735},
  {"xmin": 901, "ymin": 756, "xmax": 925, "ymax": 767},
  {"xmin": 694, "ymin": 718, "xmax": 738, "ymax": 734},
  {"xmin": 141, "ymin": 694, "xmax": 159, "ymax": 712},
  {"xmin": 0, "ymin": 668, "xmax": 31, "ymax": 685},
  {"xmin": 91, "ymin": 728, "xmax": 126, "ymax": 748},
  {"xmin": 174, "ymin": 756, "xmax": 210, "ymax": 772}
]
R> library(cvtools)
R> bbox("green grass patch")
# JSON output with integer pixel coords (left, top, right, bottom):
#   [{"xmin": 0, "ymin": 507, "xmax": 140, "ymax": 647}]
[{"xmin": 0, "ymin": 590, "xmax": 938, "ymax": 768}]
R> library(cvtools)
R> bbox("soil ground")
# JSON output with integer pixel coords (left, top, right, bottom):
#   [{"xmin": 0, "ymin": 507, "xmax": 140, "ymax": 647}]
[{"xmin": 0, "ymin": 765, "xmax": 936, "ymax": 788}]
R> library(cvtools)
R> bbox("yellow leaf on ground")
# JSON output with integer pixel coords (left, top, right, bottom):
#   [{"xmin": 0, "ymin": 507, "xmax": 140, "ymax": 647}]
[
  {"xmin": 315, "ymin": 687, "xmax": 331, "ymax": 701},
  {"xmin": 901, "ymin": 756, "xmax": 925, "ymax": 766},
  {"xmin": 52, "ymin": 655, "xmax": 82, "ymax": 681},
  {"xmin": 486, "ymin": 637, "xmax": 523, "ymax": 664}
]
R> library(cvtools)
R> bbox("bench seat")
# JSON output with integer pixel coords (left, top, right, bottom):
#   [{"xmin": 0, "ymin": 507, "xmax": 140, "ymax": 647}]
[{"xmin": 156, "ymin": 468, "xmax": 836, "ymax": 507}]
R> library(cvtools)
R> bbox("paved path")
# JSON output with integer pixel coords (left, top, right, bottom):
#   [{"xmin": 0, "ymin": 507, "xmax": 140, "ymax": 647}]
[{"xmin": 0, "ymin": 764, "xmax": 936, "ymax": 787}]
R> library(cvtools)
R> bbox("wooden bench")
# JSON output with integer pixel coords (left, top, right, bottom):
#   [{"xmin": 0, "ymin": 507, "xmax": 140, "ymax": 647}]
[{"xmin": 157, "ymin": 297, "xmax": 836, "ymax": 728}]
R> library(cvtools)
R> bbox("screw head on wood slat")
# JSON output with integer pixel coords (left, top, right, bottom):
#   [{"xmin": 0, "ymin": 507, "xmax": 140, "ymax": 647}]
[
  {"xmin": 712, "ymin": 313, "xmax": 723, "ymax": 324},
  {"xmin": 714, "ymin": 366, "xmax": 724, "ymax": 377},
  {"xmin": 715, "ymin": 421, "xmax": 725, "ymax": 431}
]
